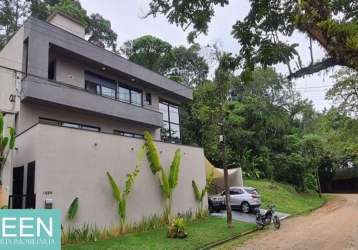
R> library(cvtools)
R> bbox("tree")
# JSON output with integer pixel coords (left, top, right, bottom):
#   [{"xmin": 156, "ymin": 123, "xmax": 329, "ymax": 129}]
[
  {"xmin": 121, "ymin": 36, "xmax": 209, "ymax": 87},
  {"xmin": 121, "ymin": 35, "xmax": 174, "ymax": 75},
  {"xmin": 326, "ymin": 68, "xmax": 358, "ymax": 114},
  {"xmin": 169, "ymin": 44, "xmax": 209, "ymax": 87},
  {"xmin": 0, "ymin": 0, "xmax": 29, "ymax": 48},
  {"xmin": 146, "ymin": 0, "xmax": 358, "ymax": 79},
  {"xmin": 0, "ymin": 0, "xmax": 118, "ymax": 51}
]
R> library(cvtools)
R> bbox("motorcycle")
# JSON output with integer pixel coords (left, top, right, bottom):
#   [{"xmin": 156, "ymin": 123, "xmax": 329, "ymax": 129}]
[{"xmin": 255, "ymin": 204, "xmax": 280, "ymax": 230}]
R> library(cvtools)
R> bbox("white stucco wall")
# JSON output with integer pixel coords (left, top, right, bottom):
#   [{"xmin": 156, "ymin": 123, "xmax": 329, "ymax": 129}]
[
  {"xmin": 14, "ymin": 124, "xmax": 206, "ymax": 228},
  {"xmin": 0, "ymin": 26, "xmax": 24, "ymax": 114}
]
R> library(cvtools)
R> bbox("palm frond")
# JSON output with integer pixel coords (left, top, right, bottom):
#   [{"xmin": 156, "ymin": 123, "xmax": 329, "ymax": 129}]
[
  {"xmin": 106, "ymin": 172, "xmax": 122, "ymax": 203},
  {"xmin": 159, "ymin": 169, "xmax": 171, "ymax": 199},
  {"xmin": 192, "ymin": 180, "xmax": 201, "ymax": 201},
  {"xmin": 143, "ymin": 131, "xmax": 162, "ymax": 174},
  {"xmin": 169, "ymin": 149, "xmax": 181, "ymax": 189},
  {"xmin": 8, "ymin": 127, "xmax": 15, "ymax": 149},
  {"xmin": 124, "ymin": 145, "xmax": 144, "ymax": 195},
  {"xmin": 67, "ymin": 197, "xmax": 79, "ymax": 221},
  {"xmin": 118, "ymin": 194, "xmax": 126, "ymax": 221}
]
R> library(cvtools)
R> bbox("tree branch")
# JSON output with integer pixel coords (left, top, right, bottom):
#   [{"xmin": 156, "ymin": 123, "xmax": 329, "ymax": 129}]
[{"xmin": 287, "ymin": 57, "xmax": 337, "ymax": 79}]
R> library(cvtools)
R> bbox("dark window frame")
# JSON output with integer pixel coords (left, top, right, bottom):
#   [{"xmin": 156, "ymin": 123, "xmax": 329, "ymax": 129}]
[
  {"xmin": 117, "ymin": 82, "xmax": 143, "ymax": 107},
  {"xmin": 48, "ymin": 59, "xmax": 56, "ymax": 80},
  {"xmin": 145, "ymin": 93, "xmax": 152, "ymax": 105},
  {"xmin": 84, "ymin": 71, "xmax": 143, "ymax": 106},
  {"xmin": 113, "ymin": 130, "xmax": 144, "ymax": 139},
  {"xmin": 39, "ymin": 117, "xmax": 101, "ymax": 132},
  {"xmin": 159, "ymin": 100, "xmax": 181, "ymax": 143}
]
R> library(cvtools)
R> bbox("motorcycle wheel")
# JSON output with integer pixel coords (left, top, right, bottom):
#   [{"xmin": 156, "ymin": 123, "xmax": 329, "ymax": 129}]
[
  {"xmin": 273, "ymin": 216, "xmax": 280, "ymax": 229},
  {"xmin": 256, "ymin": 223, "xmax": 264, "ymax": 230}
]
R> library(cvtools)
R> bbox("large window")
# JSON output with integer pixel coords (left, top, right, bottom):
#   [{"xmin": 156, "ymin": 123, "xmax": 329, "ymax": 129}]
[
  {"xmin": 85, "ymin": 71, "xmax": 143, "ymax": 106},
  {"xmin": 159, "ymin": 101, "xmax": 180, "ymax": 143},
  {"xmin": 85, "ymin": 71, "xmax": 117, "ymax": 99},
  {"xmin": 39, "ymin": 117, "xmax": 100, "ymax": 132},
  {"xmin": 114, "ymin": 130, "xmax": 144, "ymax": 139}
]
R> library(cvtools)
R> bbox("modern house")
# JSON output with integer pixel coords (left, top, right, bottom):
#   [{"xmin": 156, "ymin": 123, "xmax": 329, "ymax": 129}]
[{"xmin": 0, "ymin": 12, "xmax": 206, "ymax": 228}]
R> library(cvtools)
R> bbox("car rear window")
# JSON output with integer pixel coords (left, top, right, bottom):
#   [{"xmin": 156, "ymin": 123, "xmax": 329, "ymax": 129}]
[{"xmin": 245, "ymin": 188, "xmax": 258, "ymax": 195}]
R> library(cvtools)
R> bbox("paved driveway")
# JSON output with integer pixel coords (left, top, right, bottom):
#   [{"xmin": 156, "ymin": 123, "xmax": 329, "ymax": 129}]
[{"xmin": 211, "ymin": 209, "xmax": 289, "ymax": 224}]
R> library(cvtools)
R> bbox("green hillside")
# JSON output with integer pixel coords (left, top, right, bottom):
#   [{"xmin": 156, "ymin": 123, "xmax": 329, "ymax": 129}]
[{"xmin": 244, "ymin": 179, "xmax": 328, "ymax": 215}]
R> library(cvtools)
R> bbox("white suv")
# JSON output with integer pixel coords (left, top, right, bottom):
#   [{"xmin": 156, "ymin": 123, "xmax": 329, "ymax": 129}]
[
  {"xmin": 227, "ymin": 186, "xmax": 261, "ymax": 213},
  {"xmin": 208, "ymin": 186, "xmax": 261, "ymax": 213}
]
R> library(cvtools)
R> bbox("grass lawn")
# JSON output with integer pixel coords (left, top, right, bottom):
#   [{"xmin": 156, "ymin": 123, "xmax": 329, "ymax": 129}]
[
  {"xmin": 244, "ymin": 179, "xmax": 329, "ymax": 215},
  {"xmin": 64, "ymin": 180, "xmax": 328, "ymax": 250},
  {"xmin": 62, "ymin": 216, "xmax": 255, "ymax": 250}
]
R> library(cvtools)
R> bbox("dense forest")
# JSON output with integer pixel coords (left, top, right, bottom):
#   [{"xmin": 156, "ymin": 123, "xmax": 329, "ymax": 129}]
[{"xmin": 1, "ymin": 0, "xmax": 357, "ymax": 192}]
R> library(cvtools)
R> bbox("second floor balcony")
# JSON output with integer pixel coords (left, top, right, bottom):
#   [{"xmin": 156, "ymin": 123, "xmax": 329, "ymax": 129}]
[{"xmin": 21, "ymin": 75, "xmax": 163, "ymax": 128}]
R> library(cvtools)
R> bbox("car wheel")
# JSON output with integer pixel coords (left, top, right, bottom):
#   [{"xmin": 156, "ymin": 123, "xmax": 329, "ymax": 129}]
[{"xmin": 241, "ymin": 202, "xmax": 251, "ymax": 213}]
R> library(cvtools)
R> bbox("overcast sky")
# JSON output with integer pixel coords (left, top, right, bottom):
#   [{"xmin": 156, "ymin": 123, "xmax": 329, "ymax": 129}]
[{"xmin": 81, "ymin": 0, "xmax": 339, "ymax": 111}]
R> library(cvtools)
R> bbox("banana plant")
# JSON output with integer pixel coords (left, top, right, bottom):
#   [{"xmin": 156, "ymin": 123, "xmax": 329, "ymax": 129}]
[
  {"xmin": 143, "ymin": 131, "xmax": 181, "ymax": 222},
  {"xmin": 0, "ymin": 113, "xmax": 16, "ymax": 186},
  {"xmin": 192, "ymin": 170, "xmax": 214, "ymax": 211},
  {"xmin": 106, "ymin": 145, "xmax": 145, "ymax": 226}
]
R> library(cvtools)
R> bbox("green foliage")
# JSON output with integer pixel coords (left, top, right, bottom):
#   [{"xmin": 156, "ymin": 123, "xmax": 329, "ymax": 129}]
[
  {"xmin": 86, "ymin": 13, "xmax": 118, "ymax": 51},
  {"xmin": 147, "ymin": 0, "xmax": 358, "ymax": 77},
  {"xmin": 107, "ymin": 172, "xmax": 121, "ymax": 202},
  {"xmin": 143, "ymin": 131, "xmax": 161, "ymax": 174},
  {"xmin": 327, "ymin": 68, "xmax": 358, "ymax": 114},
  {"xmin": 67, "ymin": 197, "xmax": 79, "ymax": 221},
  {"xmin": 167, "ymin": 217, "xmax": 187, "ymax": 239},
  {"xmin": 121, "ymin": 35, "xmax": 173, "ymax": 75},
  {"xmin": 106, "ymin": 145, "xmax": 145, "ymax": 225},
  {"xmin": 0, "ymin": 113, "xmax": 16, "ymax": 185},
  {"xmin": 50, "ymin": 0, "xmax": 87, "ymax": 26},
  {"xmin": 168, "ymin": 149, "xmax": 181, "ymax": 189},
  {"xmin": 192, "ymin": 170, "xmax": 214, "ymax": 203},
  {"xmin": 245, "ymin": 179, "xmax": 327, "ymax": 215},
  {"xmin": 122, "ymin": 36, "xmax": 208, "ymax": 87},
  {"xmin": 62, "ymin": 217, "xmax": 254, "ymax": 250},
  {"xmin": 143, "ymin": 132, "xmax": 181, "ymax": 220},
  {"xmin": 0, "ymin": 0, "xmax": 118, "ymax": 51},
  {"xmin": 62, "ymin": 209, "xmax": 197, "ymax": 245},
  {"xmin": 192, "ymin": 180, "xmax": 201, "ymax": 201},
  {"xmin": 159, "ymin": 168, "xmax": 171, "ymax": 199}
]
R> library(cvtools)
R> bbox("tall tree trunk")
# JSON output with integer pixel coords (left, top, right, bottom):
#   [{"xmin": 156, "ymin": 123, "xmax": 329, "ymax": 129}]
[{"xmin": 219, "ymin": 73, "xmax": 232, "ymax": 227}]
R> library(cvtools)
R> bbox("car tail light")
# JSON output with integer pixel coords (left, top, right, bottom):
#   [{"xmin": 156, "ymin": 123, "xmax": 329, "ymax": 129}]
[{"xmin": 252, "ymin": 195, "xmax": 259, "ymax": 199}]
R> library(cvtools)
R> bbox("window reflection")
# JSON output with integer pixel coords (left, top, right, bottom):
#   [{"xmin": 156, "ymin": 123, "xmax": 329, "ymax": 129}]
[
  {"xmin": 118, "ymin": 86, "xmax": 130, "ymax": 103},
  {"xmin": 160, "ymin": 101, "xmax": 180, "ymax": 143}
]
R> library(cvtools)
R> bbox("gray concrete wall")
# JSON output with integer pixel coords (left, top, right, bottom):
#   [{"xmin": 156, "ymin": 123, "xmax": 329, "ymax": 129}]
[
  {"xmin": 17, "ymin": 102, "xmax": 159, "ymax": 138},
  {"xmin": 24, "ymin": 17, "xmax": 192, "ymax": 101},
  {"xmin": 14, "ymin": 124, "xmax": 206, "ymax": 228},
  {"xmin": 55, "ymin": 55, "xmax": 85, "ymax": 88},
  {"xmin": 21, "ymin": 76, "xmax": 163, "ymax": 129}
]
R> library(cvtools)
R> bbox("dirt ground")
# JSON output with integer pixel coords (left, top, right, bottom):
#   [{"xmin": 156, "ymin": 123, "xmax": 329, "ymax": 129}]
[{"xmin": 234, "ymin": 194, "xmax": 358, "ymax": 250}]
